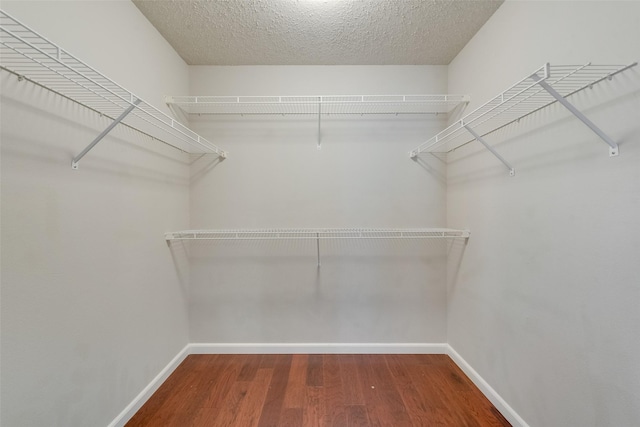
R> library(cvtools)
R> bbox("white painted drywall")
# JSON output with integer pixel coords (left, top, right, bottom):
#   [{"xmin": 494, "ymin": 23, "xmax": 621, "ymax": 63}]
[
  {"xmin": 186, "ymin": 66, "xmax": 452, "ymax": 343},
  {"xmin": 446, "ymin": 2, "xmax": 640, "ymax": 426},
  {"xmin": 1, "ymin": 1, "xmax": 191, "ymax": 426}
]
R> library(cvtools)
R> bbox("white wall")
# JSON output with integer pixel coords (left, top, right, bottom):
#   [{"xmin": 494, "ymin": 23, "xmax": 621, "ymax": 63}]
[
  {"xmin": 446, "ymin": 1, "xmax": 640, "ymax": 426},
  {"xmin": 1, "ymin": 1, "xmax": 190, "ymax": 426},
  {"xmin": 7, "ymin": 1, "xmax": 637, "ymax": 425},
  {"xmin": 186, "ymin": 66, "xmax": 452, "ymax": 343}
]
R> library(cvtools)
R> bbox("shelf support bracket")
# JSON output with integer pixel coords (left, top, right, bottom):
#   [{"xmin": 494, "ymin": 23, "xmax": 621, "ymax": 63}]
[
  {"xmin": 464, "ymin": 125, "xmax": 515, "ymax": 176},
  {"xmin": 165, "ymin": 96, "xmax": 190, "ymax": 127},
  {"xmin": 531, "ymin": 73, "xmax": 619, "ymax": 157},
  {"xmin": 317, "ymin": 98, "xmax": 322, "ymax": 150},
  {"xmin": 316, "ymin": 233, "xmax": 321, "ymax": 267},
  {"xmin": 72, "ymin": 99, "xmax": 141, "ymax": 169}
]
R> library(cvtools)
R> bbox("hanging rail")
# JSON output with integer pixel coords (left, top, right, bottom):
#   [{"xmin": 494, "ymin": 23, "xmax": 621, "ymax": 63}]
[
  {"xmin": 409, "ymin": 62, "xmax": 637, "ymax": 175},
  {"xmin": 165, "ymin": 228, "xmax": 471, "ymax": 268},
  {"xmin": 0, "ymin": 10, "xmax": 227, "ymax": 169}
]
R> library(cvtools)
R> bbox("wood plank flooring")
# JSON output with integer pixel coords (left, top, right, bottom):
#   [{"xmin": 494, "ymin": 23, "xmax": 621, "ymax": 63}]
[{"xmin": 126, "ymin": 354, "xmax": 511, "ymax": 427}]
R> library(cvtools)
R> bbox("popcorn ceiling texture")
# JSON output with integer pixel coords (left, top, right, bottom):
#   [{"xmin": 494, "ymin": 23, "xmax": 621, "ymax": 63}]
[{"xmin": 132, "ymin": 0, "xmax": 503, "ymax": 65}]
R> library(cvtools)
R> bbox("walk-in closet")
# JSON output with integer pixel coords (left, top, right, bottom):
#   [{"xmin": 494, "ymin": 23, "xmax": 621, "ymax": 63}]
[{"xmin": 1, "ymin": 1, "xmax": 638, "ymax": 426}]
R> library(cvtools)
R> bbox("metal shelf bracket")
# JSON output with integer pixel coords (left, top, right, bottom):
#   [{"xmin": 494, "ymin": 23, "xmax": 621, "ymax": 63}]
[
  {"xmin": 464, "ymin": 125, "xmax": 515, "ymax": 176},
  {"xmin": 531, "ymin": 66, "xmax": 620, "ymax": 157},
  {"xmin": 72, "ymin": 99, "xmax": 141, "ymax": 169}
]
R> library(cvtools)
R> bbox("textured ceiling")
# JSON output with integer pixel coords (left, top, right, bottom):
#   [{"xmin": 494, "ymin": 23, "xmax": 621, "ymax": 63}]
[{"xmin": 133, "ymin": 0, "xmax": 503, "ymax": 66}]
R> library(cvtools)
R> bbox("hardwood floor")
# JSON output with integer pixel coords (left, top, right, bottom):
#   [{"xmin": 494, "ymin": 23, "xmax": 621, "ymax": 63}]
[{"xmin": 126, "ymin": 354, "xmax": 511, "ymax": 427}]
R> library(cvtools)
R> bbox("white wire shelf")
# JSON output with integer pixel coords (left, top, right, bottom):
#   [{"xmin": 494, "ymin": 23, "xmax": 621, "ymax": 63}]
[
  {"xmin": 410, "ymin": 62, "xmax": 637, "ymax": 168},
  {"xmin": 165, "ymin": 95, "xmax": 470, "ymax": 116},
  {"xmin": 166, "ymin": 228, "xmax": 470, "ymax": 267},
  {"xmin": 165, "ymin": 228, "xmax": 471, "ymax": 241},
  {"xmin": 0, "ymin": 10, "xmax": 227, "ymax": 168}
]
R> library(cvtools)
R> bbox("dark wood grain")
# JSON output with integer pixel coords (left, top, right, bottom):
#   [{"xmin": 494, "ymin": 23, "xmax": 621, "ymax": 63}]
[
  {"xmin": 208, "ymin": 377, "xmax": 250, "ymax": 426},
  {"xmin": 232, "ymin": 368, "xmax": 273, "ymax": 427},
  {"xmin": 238, "ymin": 354, "xmax": 262, "ymax": 381},
  {"xmin": 386, "ymin": 354, "xmax": 448, "ymax": 425},
  {"xmin": 346, "ymin": 405, "xmax": 372, "ymax": 427},
  {"xmin": 279, "ymin": 407, "xmax": 303, "ymax": 427},
  {"xmin": 257, "ymin": 354, "xmax": 292, "ymax": 427},
  {"xmin": 303, "ymin": 384, "xmax": 324, "ymax": 427},
  {"xmin": 338, "ymin": 354, "xmax": 365, "ymax": 406},
  {"xmin": 306, "ymin": 354, "xmax": 324, "ymax": 387},
  {"xmin": 323, "ymin": 353, "xmax": 346, "ymax": 425},
  {"xmin": 357, "ymin": 354, "xmax": 413, "ymax": 426},
  {"xmin": 283, "ymin": 354, "xmax": 308, "ymax": 408},
  {"xmin": 126, "ymin": 354, "xmax": 511, "ymax": 427}
]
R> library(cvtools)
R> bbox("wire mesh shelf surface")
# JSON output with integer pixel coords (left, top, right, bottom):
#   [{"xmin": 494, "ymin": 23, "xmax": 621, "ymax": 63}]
[
  {"xmin": 166, "ymin": 95, "xmax": 470, "ymax": 116},
  {"xmin": 410, "ymin": 62, "xmax": 637, "ymax": 157},
  {"xmin": 0, "ymin": 10, "xmax": 226, "ymax": 157},
  {"xmin": 165, "ymin": 228, "xmax": 471, "ymax": 241}
]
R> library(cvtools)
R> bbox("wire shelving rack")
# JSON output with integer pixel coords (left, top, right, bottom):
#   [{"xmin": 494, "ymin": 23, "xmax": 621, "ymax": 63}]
[
  {"xmin": 0, "ymin": 10, "xmax": 227, "ymax": 168},
  {"xmin": 409, "ymin": 62, "xmax": 637, "ymax": 176},
  {"xmin": 165, "ymin": 228, "xmax": 470, "ymax": 241},
  {"xmin": 166, "ymin": 228, "xmax": 470, "ymax": 267},
  {"xmin": 165, "ymin": 94, "xmax": 469, "ymax": 150},
  {"xmin": 165, "ymin": 95, "xmax": 469, "ymax": 116}
]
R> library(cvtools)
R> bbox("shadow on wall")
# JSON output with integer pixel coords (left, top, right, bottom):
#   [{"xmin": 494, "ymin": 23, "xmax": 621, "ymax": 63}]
[
  {"xmin": 167, "ymin": 239, "xmax": 190, "ymax": 299},
  {"xmin": 445, "ymin": 81, "xmax": 640, "ymax": 186},
  {"xmin": 446, "ymin": 236, "xmax": 470, "ymax": 298},
  {"xmin": 170, "ymin": 236, "xmax": 463, "ymax": 342},
  {"xmin": 190, "ymin": 153, "xmax": 225, "ymax": 183},
  {"xmin": 190, "ymin": 113, "xmax": 442, "ymax": 148},
  {"xmin": 1, "ymin": 75, "xmax": 191, "ymax": 185},
  {"xmin": 411, "ymin": 152, "xmax": 447, "ymax": 186},
  {"xmin": 166, "ymin": 237, "xmax": 454, "ymax": 285},
  {"xmin": 448, "ymin": 99, "xmax": 471, "ymax": 123}
]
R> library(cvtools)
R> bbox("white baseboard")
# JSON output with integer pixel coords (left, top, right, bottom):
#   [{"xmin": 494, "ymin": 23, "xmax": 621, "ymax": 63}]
[
  {"xmin": 447, "ymin": 345, "xmax": 530, "ymax": 427},
  {"xmin": 189, "ymin": 342, "xmax": 448, "ymax": 354},
  {"xmin": 107, "ymin": 344, "xmax": 190, "ymax": 427}
]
